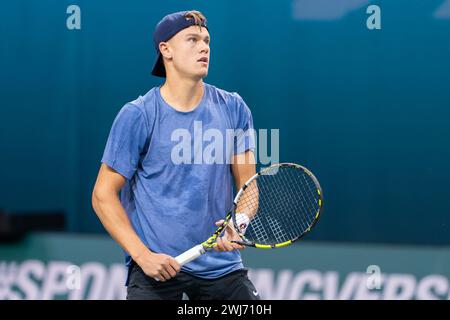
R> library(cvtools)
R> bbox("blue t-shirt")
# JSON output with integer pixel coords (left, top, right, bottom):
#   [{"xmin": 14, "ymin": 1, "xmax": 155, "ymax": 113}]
[{"xmin": 101, "ymin": 83, "xmax": 255, "ymax": 279}]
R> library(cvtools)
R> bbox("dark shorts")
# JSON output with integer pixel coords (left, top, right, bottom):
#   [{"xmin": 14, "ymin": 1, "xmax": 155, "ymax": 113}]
[{"xmin": 126, "ymin": 261, "xmax": 261, "ymax": 300}]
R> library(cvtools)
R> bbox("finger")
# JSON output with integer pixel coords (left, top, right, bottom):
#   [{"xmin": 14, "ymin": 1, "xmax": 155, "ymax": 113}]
[
  {"xmin": 231, "ymin": 241, "xmax": 245, "ymax": 250},
  {"xmin": 215, "ymin": 219, "xmax": 225, "ymax": 226},
  {"xmin": 165, "ymin": 260, "xmax": 179, "ymax": 277},
  {"xmin": 159, "ymin": 269, "xmax": 171, "ymax": 281},
  {"xmin": 220, "ymin": 237, "xmax": 235, "ymax": 252},
  {"xmin": 169, "ymin": 258, "xmax": 181, "ymax": 273},
  {"xmin": 217, "ymin": 237, "xmax": 230, "ymax": 252},
  {"xmin": 166, "ymin": 265, "xmax": 177, "ymax": 278},
  {"xmin": 214, "ymin": 237, "xmax": 224, "ymax": 252}
]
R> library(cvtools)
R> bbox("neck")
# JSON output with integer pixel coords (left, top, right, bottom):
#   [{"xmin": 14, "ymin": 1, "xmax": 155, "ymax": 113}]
[{"xmin": 160, "ymin": 75, "xmax": 204, "ymax": 112}]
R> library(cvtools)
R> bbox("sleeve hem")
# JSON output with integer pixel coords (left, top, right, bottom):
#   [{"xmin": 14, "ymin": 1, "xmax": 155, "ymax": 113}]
[{"xmin": 101, "ymin": 158, "xmax": 134, "ymax": 180}]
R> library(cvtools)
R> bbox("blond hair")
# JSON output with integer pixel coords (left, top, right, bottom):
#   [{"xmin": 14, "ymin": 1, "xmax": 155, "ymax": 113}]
[{"xmin": 185, "ymin": 10, "xmax": 207, "ymax": 30}]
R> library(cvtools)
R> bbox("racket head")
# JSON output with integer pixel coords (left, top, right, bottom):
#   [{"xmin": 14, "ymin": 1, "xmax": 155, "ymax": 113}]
[{"xmin": 231, "ymin": 163, "xmax": 323, "ymax": 248}]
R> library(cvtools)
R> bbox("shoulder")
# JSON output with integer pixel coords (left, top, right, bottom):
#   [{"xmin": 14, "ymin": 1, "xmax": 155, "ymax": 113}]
[
  {"xmin": 205, "ymin": 83, "xmax": 253, "ymax": 129},
  {"xmin": 205, "ymin": 83, "xmax": 250, "ymax": 115},
  {"xmin": 205, "ymin": 83, "xmax": 245, "ymax": 105},
  {"xmin": 117, "ymin": 87, "xmax": 159, "ymax": 122}
]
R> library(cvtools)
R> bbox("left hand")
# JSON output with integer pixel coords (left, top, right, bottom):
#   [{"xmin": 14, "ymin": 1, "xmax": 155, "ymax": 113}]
[{"xmin": 213, "ymin": 219, "xmax": 245, "ymax": 252}]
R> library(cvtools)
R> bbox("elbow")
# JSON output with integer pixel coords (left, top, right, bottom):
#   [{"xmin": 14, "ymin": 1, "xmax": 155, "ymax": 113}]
[
  {"xmin": 91, "ymin": 186, "xmax": 110, "ymax": 215},
  {"xmin": 91, "ymin": 187, "xmax": 101, "ymax": 215}
]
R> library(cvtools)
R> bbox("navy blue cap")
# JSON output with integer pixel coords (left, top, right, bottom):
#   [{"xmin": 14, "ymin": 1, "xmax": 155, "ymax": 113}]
[{"xmin": 151, "ymin": 11, "xmax": 208, "ymax": 77}]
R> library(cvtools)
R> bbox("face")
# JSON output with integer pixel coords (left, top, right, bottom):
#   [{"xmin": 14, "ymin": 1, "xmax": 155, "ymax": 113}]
[{"xmin": 161, "ymin": 25, "xmax": 210, "ymax": 79}]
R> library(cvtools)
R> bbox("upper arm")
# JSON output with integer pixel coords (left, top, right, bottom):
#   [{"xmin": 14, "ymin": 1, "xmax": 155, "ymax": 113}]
[
  {"xmin": 230, "ymin": 93, "xmax": 256, "ymax": 188},
  {"xmin": 101, "ymin": 103, "xmax": 149, "ymax": 180},
  {"xmin": 92, "ymin": 163, "xmax": 127, "ymax": 200},
  {"xmin": 231, "ymin": 150, "xmax": 256, "ymax": 189},
  {"xmin": 232, "ymin": 94, "xmax": 256, "ymax": 156}
]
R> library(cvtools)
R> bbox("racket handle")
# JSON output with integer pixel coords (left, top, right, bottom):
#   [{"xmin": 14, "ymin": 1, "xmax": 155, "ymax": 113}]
[
  {"xmin": 154, "ymin": 244, "xmax": 206, "ymax": 281},
  {"xmin": 175, "ymin": 244, "xmax": 206, "ymax": 266}
]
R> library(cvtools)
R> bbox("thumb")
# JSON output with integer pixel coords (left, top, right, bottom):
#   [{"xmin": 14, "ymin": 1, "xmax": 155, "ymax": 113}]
[{"xmin": 215, "ymin": 219, "xmax": 225, "ymax": 226}]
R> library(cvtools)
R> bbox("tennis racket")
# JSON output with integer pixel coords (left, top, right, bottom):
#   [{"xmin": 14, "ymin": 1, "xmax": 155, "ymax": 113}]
[{"xmin": 175, "ymin": 162, "xmax": 323, "ymax": 266}]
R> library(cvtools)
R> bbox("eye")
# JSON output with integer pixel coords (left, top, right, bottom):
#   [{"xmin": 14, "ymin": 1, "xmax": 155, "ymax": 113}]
[{"xmin": 188, "ymin": 37, "xmax": 197, "ymax": 43}]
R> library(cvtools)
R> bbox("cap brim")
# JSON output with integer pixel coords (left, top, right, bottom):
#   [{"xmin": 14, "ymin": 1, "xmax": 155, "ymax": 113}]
[{"xmin": 151, "ymin": 53, "xmax": 166, "ymax": 77}]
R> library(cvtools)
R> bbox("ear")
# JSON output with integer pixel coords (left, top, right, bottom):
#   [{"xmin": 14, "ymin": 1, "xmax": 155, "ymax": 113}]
[{"xmin": 159, "ymin": 42, "xmax": 172, "ymax": 60}]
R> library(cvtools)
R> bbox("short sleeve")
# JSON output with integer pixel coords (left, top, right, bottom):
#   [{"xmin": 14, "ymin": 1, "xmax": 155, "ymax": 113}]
[
  {"xmin": 101, "ymin": 103, "xmax": 149, "ymax": 180},
  {"xmin": 233, "ymin": 94, "xmax": 256, "ymax": 155}
]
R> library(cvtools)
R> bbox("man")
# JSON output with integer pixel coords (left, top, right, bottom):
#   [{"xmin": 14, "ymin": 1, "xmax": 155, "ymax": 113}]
[{"xmin": 92, "ymin": 10, "xmax": 260, "ymax": 300}]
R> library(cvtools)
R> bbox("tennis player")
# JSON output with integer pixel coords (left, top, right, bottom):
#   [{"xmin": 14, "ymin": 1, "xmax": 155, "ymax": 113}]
[{"xmin": 91, "ymin": 10, "xmax": 260, "ymax": 300}]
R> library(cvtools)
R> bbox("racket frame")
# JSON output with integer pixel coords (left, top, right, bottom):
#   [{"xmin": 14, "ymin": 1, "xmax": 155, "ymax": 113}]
[
  {"xmin": 175, "ymin": 162, "xmax": 323, "ymax": 266},
  {"xmin": 231, "ymin": 162, "xmax": 323, "ymax": 249}
]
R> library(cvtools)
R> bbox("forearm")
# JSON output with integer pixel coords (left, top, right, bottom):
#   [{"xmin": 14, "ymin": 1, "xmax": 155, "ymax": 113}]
[
  {"xmin": 232, "ymin": 151, "xmax": 257, "ymax": 219},
  {"xmin": 92, "ymin": 192, "xmax": 150, "ymax": 261}
]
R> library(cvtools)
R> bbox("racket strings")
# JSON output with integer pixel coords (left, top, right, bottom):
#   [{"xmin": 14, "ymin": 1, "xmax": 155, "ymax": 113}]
[{"xmin": 237, "ymin": 165, "xmax": 320, "ymax": 245}]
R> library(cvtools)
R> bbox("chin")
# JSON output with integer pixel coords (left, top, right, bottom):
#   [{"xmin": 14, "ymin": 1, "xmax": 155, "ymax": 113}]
[{"xmin": 193, "ymin": 69, "xmax": 208, "ymax": 79}]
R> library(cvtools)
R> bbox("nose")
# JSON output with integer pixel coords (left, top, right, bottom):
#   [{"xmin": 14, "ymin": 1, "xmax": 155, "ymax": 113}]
[{"xmin": 200, "ymin": 41, "xmax": 209, "ymax": 54}]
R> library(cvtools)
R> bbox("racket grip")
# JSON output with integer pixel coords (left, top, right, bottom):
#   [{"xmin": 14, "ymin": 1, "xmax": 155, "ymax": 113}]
[
  {"xmin": 154, "ymin": 244, "xmax": 206, "ymax": 281},
  {"xmin": 175, "ymin": 244, "xmax": 206, "ymax": 266}
]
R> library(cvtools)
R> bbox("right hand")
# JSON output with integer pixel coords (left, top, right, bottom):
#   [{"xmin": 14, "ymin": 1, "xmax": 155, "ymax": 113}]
[{"xmin": 134, "ymin": 249, "xmax": 181, "ymax": 282}]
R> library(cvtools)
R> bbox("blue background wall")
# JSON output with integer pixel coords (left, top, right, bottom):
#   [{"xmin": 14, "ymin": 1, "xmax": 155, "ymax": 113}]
[{"xmin": 1, "ymin": 0, "xmax": 449, "ymax": 244}]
